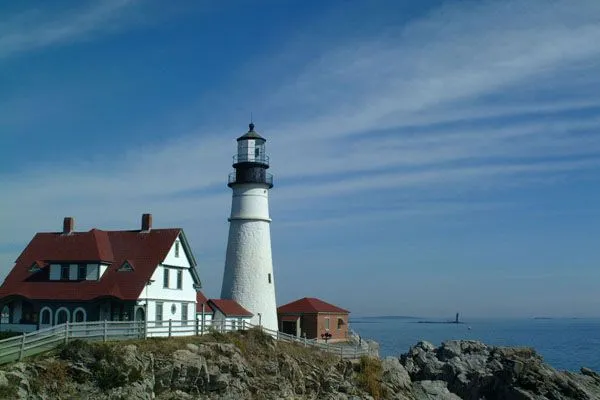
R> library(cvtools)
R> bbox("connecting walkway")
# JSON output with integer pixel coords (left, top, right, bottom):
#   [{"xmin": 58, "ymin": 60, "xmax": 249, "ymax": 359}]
[{"xmin": 0, "ymin": 319, "xmax": 370, "ymax": 365}]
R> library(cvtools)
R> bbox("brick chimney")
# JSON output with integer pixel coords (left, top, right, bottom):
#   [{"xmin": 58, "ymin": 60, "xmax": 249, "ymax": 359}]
[
  {"xmin": 141, "ymin": 213, "xmax": 152, "ymax": 231},
  {"xmin": 63, "ymin": 217, "xmax": 74, "ymax": 234}
]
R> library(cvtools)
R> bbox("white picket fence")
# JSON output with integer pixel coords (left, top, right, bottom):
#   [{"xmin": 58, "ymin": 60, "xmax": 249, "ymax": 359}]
[{"xmin": 0, "ymin": 319, "xmax": 369, "ymax": 365}]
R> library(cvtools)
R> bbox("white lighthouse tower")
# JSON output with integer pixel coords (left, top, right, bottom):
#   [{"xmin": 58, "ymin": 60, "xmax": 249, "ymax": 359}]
[{"xmin": 220, "ymin": 123, "xmax": 278, "ymax": 331}]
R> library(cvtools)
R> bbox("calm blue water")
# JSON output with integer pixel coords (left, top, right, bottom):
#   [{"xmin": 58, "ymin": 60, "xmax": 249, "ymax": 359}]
[{"xmin": 351, "ymin": 317, "xmax": 600, "ymax": 371}]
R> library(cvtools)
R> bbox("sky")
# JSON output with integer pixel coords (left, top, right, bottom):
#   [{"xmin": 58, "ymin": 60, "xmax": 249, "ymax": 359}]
[{"xmin": 1, "ymin": 0, "xmax": 599, "ymax": 318}]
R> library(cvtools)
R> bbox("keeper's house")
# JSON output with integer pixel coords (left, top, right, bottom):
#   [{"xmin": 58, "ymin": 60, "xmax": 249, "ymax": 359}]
[
  {"xmin": 277, "ymin": 297, "xmax": 349, "ymax": 342},
  {"xmin": 0, "ymin": 214, "xmax": 203, "ymax": 333}
]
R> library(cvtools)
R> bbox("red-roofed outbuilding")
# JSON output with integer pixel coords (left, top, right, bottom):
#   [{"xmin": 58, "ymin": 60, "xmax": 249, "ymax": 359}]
[{"xmin": 277, "ymin": 297, "xmax": 350, "ymax": 342}]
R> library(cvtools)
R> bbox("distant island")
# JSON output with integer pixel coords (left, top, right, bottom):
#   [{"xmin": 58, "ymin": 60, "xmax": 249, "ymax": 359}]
[
  {"xmin": 355, "ymin": 315, "xmax": 421, "ymax": 320},
  {"xmin": 350, "ymin": 315, "xmax": 421, "ymax": 323}
]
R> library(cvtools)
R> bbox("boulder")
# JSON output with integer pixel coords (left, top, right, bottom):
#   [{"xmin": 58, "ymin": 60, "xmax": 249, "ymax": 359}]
[
  {"xmin": 381, "ymin": 357, "xmax": 412, "ymax": 392},
  {"xmin": 413, "ymin": 380, "xmax": 462, "ymax": 400},
  {"xmin": 401, "ymin": 340, "xmax": 600, "ymax": 400}
]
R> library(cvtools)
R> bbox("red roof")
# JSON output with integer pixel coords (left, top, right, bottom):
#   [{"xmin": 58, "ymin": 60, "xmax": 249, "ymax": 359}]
[
  {"xmin": 0, "ymin": 228, "xmax": 190, "ymax": 301},
  {"xmin": 277, "ymin": 297, "xmax": 349, "ymax": 314},
  {"xmin": 208, "ymin": 299, "xmax": 253, "ymax": 317},
  {"xmin": 196, "ymin": 291, "xmax": 213, "ymax": 313}
]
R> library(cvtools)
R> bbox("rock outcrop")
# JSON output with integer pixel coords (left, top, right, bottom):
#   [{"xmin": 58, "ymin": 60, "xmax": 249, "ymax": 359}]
[
  {"xmin": 0, "ymin": 332, "xmax": 598, "ymax": 400},
  {"xmin": 401, "ymin": 340, "xmax": 600, "ymax": 400}
]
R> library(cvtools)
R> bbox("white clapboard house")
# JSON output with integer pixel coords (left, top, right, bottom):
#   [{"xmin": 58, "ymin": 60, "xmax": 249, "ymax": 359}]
[{"xmin": 0, "ymin": 215, "xmax": 251, "ymax": 334}]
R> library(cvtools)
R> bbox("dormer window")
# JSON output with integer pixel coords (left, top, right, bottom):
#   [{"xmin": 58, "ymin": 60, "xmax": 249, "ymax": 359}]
[
  {"xmin": 60, "ymin": 265, "xmax": 70, "ymax": 281},
  {"xmin": 29, "ymin": 262, "xmax": 42, "ymax": 273},
  {"xmin": 77, "ymin": 264, "xmax": 87, "ymax": 279},
  {"xmin": 118, "ymin": 261, "xmax": 134, "ymax": 272}
]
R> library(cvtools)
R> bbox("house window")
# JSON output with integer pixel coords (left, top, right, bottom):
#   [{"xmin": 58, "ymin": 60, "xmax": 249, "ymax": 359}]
[
  {"xmin": 40, "ymin": 308, "xmax": 51, "ymax": 325},
  {"xmin": 337, "ymin": 318, "xmax": 344, "ymax": 330},
  {"xmin": 74, "ymin": 308, "xmax": 86, "ymax": 323},
  {"xmin": 118, "ymin": 261, "xmax": 133, "ymax": 272},
  {"xmin": 181, "ymin": 303, "xmax": 188, "ymax": 325},
  {"xmin": 29, "ymin": 263, "xmax": 42, "ymax": 273},
  {"xmin": 156, "ymin": 303, "xmax": 163, "ymax": 326},
  {"xmin": 177, "ymin": 270, "xmax": 183, "ymax": 289},
  {"xmin": 325, "ymin": 317, "xmax": 330, "ymax": 331},
  {"xmin": 175, "ymin": 241, "xmax": 180, "ymax": 258},
  {"xmin": 56, "ymin": 308, "xmax": 69, "ymax": 325},
  {"xmin": 268, "ymin": 273, "xmax": 272, "ymax": 284},
  {"xmin": 60, "ymin": 265, "xmax": 70, "ymax": 281},
  {"xmin": 77, "ymin": 264, "xmax": 87, "ymax": 280},
  {"xmin": 163, "ymin": 268, "xmax": 170, "ymax": 288},
  {"xmin": 1, "ymin": 306, "xmax": 9, "ymax": 324},
  {"xmin": 231, "ymin": 319, "xmax": 237, "ymax": 330}
]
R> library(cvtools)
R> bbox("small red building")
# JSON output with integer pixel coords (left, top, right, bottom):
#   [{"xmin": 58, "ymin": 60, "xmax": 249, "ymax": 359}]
[{"xmin": 277, "ymin": 297, "xmax": 349, "ymax": 342}]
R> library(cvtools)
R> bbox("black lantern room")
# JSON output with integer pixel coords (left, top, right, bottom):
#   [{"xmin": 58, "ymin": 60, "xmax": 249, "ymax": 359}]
[{"xmin": 228, "ymin": 123, "xmax": 273, "ymax": 188}]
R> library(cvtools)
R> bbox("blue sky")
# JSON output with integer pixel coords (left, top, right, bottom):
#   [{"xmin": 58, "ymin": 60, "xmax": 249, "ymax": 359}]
[{"xmin": 1, "ymin": 0, "xmax": 600, "ymax": 318}]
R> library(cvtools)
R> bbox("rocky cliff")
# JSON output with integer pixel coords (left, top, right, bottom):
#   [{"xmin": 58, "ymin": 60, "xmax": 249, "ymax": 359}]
[{"xmin": 0, "ymin": 330, "xmax": 598, "ymax": 400}]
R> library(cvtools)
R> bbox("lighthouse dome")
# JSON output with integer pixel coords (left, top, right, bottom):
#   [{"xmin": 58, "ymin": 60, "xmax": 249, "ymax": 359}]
[{"xmin": 237, "ymin": 123, "xmax": 265, "ymax": 142}]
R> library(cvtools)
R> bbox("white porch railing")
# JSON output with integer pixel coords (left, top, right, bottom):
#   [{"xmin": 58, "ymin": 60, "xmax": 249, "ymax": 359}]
[{"xmin": 0, "ymin": 319, "xmax": 369, "ymax": 365}]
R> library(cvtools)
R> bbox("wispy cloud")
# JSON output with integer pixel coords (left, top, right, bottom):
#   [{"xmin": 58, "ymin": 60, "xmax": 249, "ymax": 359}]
[
  {"xmin": 1, "ymin": 0, "xmax": 600, "ymax": 312},
  {"xmin": 0, "ymin": 0, "xmax": 140, "ymax": 59}
]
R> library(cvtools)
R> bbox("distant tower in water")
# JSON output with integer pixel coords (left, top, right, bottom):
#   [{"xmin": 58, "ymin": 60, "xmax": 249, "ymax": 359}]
[{"xmin": 220, "ymin": 123, "xmax": 277, "ymax": 331}]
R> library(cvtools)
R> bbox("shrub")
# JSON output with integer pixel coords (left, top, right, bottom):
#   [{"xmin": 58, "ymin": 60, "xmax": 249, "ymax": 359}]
[
  {"xmin": 356, "ymin": 356, "xmax": 383, "ymax": 400},
  {"xmin": 0, "ymin": 384, "xmax": 18, "ymax": 398},
  {"xmin": 58, "ymin": 339, "xmax": 94, "ymax": 363},
  {"xmin": 31, "ymin": 359, "xmax": 71, "ymax": 396}
]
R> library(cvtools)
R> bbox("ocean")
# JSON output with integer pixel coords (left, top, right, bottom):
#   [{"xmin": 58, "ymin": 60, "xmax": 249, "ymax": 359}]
[{"xmin": 350, "ymin": 317, "xmax": 600, "ymax": 372}]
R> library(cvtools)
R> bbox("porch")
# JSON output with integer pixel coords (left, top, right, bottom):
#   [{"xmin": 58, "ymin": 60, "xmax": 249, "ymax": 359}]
[{"xmin": 0, "ymin": 296, "xmax": 143, "ymax": 333}]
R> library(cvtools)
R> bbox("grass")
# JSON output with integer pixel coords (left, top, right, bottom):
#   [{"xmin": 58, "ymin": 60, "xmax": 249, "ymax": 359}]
[
  {"xmin": 4, "ymin": 329, "xmax": 358, "ymax": 398},
  {"xmin": 356, "ymin": 355, "xmax": 383, "ymax": 400},
  {"xmin": 30, "ymin": 359, "xmax": 71, "ymax": 396}
]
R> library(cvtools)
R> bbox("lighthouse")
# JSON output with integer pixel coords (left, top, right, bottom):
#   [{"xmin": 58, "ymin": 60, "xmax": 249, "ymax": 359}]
[{"xmin": 220, "ymin": 123, "xmax": 278, "ymax": 331}]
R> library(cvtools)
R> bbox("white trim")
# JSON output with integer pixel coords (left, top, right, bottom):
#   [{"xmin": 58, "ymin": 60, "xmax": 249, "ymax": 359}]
[
  {"xmin": 73, "ymin": 307, "xmax": 87, "ymax": 323},
  {"xmin": 55, "ymin": 307, "xmax": 70, "ymax": 324},
  {"xmin": 40, "ymin": 307, "xmax": 53, "ymax": 326}
]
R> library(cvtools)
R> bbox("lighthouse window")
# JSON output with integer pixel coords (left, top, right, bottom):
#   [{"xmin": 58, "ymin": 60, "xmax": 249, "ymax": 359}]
[
  {"xmin": 255, "ymin": 147, "xmax": 260, "ymax": 157},
  {"xmin": 268, "ymin": 273, "xmax": 272, "ymax": 284}
]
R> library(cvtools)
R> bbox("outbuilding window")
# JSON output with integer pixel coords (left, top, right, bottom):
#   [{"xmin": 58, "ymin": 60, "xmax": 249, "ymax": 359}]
[{"xmin": 325, "ymin": 317, "xmax": 330, "ymax": 331}]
